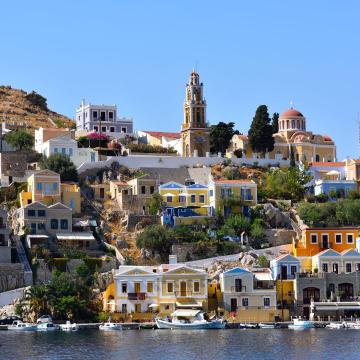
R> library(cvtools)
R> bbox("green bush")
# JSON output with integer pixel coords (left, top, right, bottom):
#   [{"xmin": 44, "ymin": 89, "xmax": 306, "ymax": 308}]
[{"xmin": 128, "ymin": 143, "xmax": 177, "ymax": 154}]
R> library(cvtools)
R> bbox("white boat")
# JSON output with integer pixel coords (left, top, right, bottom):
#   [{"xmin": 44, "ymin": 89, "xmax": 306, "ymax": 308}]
[
  {"xmin": 8, "ymin": 320, "xmax": 37, "ymax": 331},
  {"xmin": 156, "ymin": 309, "xmax": 226, "ymax": 330},
  {"xmin": 60, "ymin": 320, "xmax": 79, "ymax": 332},
  {"xmin": 37, "ymin": 322, "xmax": 59, "ymax": 331},
  {"xmin": 288, "ymin": 318, "xmax": 314, "ymax": 330},
  {"xmin": 326, "ymin": 322, "xmax": 347, "ymax": 329},
  {"xmin": 345, "ymin": 321, "xmax": 360, "ymax": 329},
  {"xmin": 259, "ymin": 323, "xmax": 276, "ymax": 329},
  {"xmin": 99, "ymin": 321, "xmax": 122, "ymax": 331}
]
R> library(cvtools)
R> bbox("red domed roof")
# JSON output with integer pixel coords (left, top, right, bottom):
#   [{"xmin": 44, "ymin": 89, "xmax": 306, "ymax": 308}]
[{"xmin": 280, "ymin": 108, "xmax": 304, "ymax": 118}]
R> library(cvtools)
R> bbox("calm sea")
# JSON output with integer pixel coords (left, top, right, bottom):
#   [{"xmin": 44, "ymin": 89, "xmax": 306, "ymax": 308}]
[{"xmin": 0, "ymin": 329, "xmax": 358, "ymax": 360}]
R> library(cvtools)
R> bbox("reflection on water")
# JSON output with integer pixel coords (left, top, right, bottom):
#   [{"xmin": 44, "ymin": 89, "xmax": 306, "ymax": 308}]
[{"xmin": 1, "ymin": 329, "xmax": 359, "ymax": 360}]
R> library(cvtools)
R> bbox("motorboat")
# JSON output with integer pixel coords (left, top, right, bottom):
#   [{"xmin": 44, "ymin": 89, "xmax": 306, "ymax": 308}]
[
  {"xmin": 326, "ymin": 322, "xmax": 347, "ymax": 330},
  {"xmin": 259, "ymin": 323, "xmax": 276, "ymax": 329},
  {"xmin": 345, "ymin": 321, "xmax": 360, "ymax": 329},
  {"xmin": 99, "ymin": 321, "xmax": 122, "ymax": 331},
  {"xmin": 288, "ymin": 318, "xmax": 314, "ymax": 330},
  {"xmin": 60, "ymin": 320, "xmax": 79, "ymax": 332},
  {"xmin": 37, "ymin": 322, "xmax": 60, "ymax": 331},
  {"xmin": 8, "ymin": 320, "xmax": 37, "ymax": 331},
  {"xmin": 239, "ymin": 323, "xmax": 259, "ymax": 329},
  {"xmin": 156, "ymin": 309, "xmax": 226, "ymax": 330}
]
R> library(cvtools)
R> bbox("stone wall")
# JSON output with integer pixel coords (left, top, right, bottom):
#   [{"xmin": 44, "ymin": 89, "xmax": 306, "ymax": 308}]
[
  {"xmin": 264, "ymin": 229, "xmax": 296, "ymax": 247},
  {"xmin": 172, "ymin": 243, "xmax": 218, "ymax": 262},
  {"xmin": 0, "ymin": 263, "xmax": 25, "ymax": 292}
]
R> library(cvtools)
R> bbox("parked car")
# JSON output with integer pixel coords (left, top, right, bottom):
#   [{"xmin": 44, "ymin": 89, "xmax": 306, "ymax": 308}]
[
  {"xmin": 0, "ymin": 315, "xmax": 22, "ymax": 325},
  {"xmin": 36, "ymin": 315, "xmax": 53, "ymax": 324}
]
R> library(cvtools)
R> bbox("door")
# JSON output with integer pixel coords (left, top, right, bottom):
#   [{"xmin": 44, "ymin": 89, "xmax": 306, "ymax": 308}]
[
  {"xmin": 235, "ymin": 279, "xmax": 242, "ymax": 292},
  {"xmin": 281, "ymin": 265, "xmax": 288, "ymax": 280},
  {"xmin": 100, "ymin": 187, "xmax": 105, "ymax": 199},
  {"xmin": 322, "ymin": 234, "xmax": 329, "ymax": 249},
  {"xmin": 180, "ymin": 281, "xmax": 187, "ymax": 296},
  {"xmin": 134, "ymin": 282, "xmax": 141, "ymax": 293},
  {"xmin": 230, "ymin": 298, "xmax": 237, "ymax": 312},
  {"xmin": 135, "ymin": 304, "xmax": 141, "ymax": 313}
]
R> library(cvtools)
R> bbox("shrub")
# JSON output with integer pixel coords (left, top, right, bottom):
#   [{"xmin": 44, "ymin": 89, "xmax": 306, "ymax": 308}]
[{"xmin": 128, "ymin": 143, "xmax": 177, "ymax": 154}]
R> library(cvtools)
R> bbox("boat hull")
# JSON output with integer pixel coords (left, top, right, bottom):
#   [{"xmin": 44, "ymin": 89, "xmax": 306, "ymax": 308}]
[
  {"xmin": 156, "ymin": 319, "xmax": 225, "ymax": 330},
  {"xmin": 8, "ymin": 325, "xmax": 37, "ymax": 331}
]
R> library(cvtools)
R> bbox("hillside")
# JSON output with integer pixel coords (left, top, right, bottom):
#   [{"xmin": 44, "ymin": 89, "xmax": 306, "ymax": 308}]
[{"xmin": 0, "ymin": 85, "xmax": 75, "ymax": 131}]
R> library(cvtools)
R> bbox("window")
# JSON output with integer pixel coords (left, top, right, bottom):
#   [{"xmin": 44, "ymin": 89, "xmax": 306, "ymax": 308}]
[
  {"xmin": 141, "ymin": 186, "xmax": 146, "ymax": 194},
  {"xmin": 190, "ymin": 195, "xmax": 196, "ymax": 203},
  {"xmin": 179, "ymin": 196, "xmax": 185, "ymax": 202},
  {"xmin": 54, "ymin": 148, "xmax": 58, "ymax": 154},
  {"xmin": 227, "ymin": 189, "xmax": 232, "ymax": 196},
  {"xmin": 322, "ymin": 234, "xmax": 329, "ymax": 248},
  {"xmin": 235, "ymin": 279, "xmax": 242, "ymax": 292},
  {"xmin": 93, "ymin": 126, "xmax": 99, "ymax": 132},
  {"xmin": 347, "ymin": 234, "xmax": 354, "ymax": 244},
  {"xmin": 38, "ymin": 210, "xmax": 46, "ymax": 217},
  {"xmin": 310, "ymin": 234, "xmax": 318, "ymax": 244},
  {"xmin": 290, "ymin": 265, "xmax": 297, "ymax": 275},
  {"xmin": 199, "ymin": 195, "xmax": 205, "ymax": 203},
  {"xmin": 38, "ymin": 223, "xmax": 45, "ymax": 230},
  {"xmin": 147, "ymin": 282, "xmax": 153, "ymax": 293},
  {"xmin": 121, "ymin": 127, "xmax": 127, "ymax": 133},
  {"xmin": 45, "ymin": 183, "xmax": 50, "ymax": 195},
  {"xmin": 62, "ymin": 148, "xmax": 66, "ymax": 155},
  {"xmin": 121, "ymin": 283, "xmax": 127, "ymax": 293},
  {"xmin": 209, "ymin": 190, "xmax": 213, "ymax": 197},
  {"xmin": 50, "ymin": 219, "xmax": 58, "ymax": 229},
  {"xmin": 166, "ymin": 196, "xmax": 172, "ymax": 203},
  {"xmin": 101, "ymin": 126, "xmax": 107, "ymax": 132},
  {"xmin": 335, "ymin": 234, "xmax": 342, "ymax": 244},
  {"xmin": 329, "ymin": 283, "xmax": 335, "ymax": 295},
  {"xmin": 121, "ymin": 304, "xmax": 127, "ymax": 313},
  {"xmin": 69, "ymin": 198, "xmax": 75, "ymax": 210},
  {"xmin": 346, "ymin": 263, "xmax": 352, "ymax": 273},
  {"xmin": 150, "ymin": 186, "xmax": 155, "ymax": 194},
  {"xmin": 30, "ymin": 223, "xmax": 36, "ymax": 234},
  {"xmin": 263, "ymin": 298, "xmax": 270, "ymax": 307},
  {"xmin": 135, "ymin": 304, "xmax": 141, "ymax": 313},
  {"xmin": 242, "ymin": 298, "xmax": 248, "ymax": 307},
  {"xmin": 91, "ymin": 152, "xmax": 96, "ymax": 162},
  {"xmin": 333, "ymin": 263, "xmax": 339, "ymax": 273},
  {"xmin": 109, "ymin": 111, "xmax": 113, "ymax": 119},
  {"xmin": 60, "ymin": 219, "xmax": 68, "ymax": 230},
  {"xmin": 110, "ymin": 126, "xmax": 115, "ymax": 132},
  {"xmin": 356, "ymin": 263, "xmax": 360, "ymax": 272},
  {"xmin": 322, "ymin": 263, "xmax": 328, "ymax": 273},
  {"xmin": 93, "ymin": 111, "xmax": 98, "ymax": 119},
  {"xmin": 193, "ymin": 281, "xmax": 200, "ymax": 293},
  {"xmin": 37, "ymin": 182, "xmax": 43, "ymax": 191},
  {"xmin": 28, "ymin": 209, "xmax": 36, "ymax": 217},
  {"xmin": 100, "ymin": 111, "xmax": 105, "ymax": 121},
  {"xmin": 52, "ymin": 183, "xmax": 58, "ymax": 191},
  {"xmin": 69, "ymin": 148, "xmax": 73, "ymax": 157},
  {"xmin": 167, "ymin": 282, "xmax": 174, "ymax": 293}
]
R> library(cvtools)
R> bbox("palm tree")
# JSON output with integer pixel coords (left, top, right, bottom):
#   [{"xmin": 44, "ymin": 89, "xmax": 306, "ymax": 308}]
[{"xmin": 25, "ymin": 285, "xmax": 51, "ymax": 319}]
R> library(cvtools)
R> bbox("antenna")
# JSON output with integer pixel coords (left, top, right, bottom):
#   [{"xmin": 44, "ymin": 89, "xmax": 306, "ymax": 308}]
[{"xmin": 290, "ymin": 100, "xmax": 294, "ymax": 109}]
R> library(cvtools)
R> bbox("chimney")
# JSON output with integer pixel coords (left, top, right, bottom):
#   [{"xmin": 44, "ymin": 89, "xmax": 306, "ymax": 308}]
[{"xmin": 169, "ymin": 255, "xmax": 177, "ymax": 264}]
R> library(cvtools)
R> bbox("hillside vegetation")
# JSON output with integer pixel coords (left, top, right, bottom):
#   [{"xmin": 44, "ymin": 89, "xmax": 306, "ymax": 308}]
[{"xmin": 0, "ymin": 85, "xmax": 75, "ymax": 130}]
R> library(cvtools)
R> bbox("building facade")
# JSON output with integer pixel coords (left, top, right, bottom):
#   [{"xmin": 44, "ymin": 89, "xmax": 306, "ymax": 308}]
[{"xmin": 181, "ymin": 71, "xmax": 210, "ymax": 157}]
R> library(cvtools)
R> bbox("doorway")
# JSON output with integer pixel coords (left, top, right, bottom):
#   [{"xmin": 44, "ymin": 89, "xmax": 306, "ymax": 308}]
[{"xmin": 180, "ymin": 281, "xmax": 187, "ymax": 296}]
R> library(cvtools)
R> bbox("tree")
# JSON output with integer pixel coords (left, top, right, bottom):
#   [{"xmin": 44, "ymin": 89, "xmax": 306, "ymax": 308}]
[
  {"xmin": 39, "ymin": 153, "xmax": 78, "ymax": 182},
  {"xmin": 210, "ymin": 122, "xmax": 239, "ymax": 155},
  {"xmin": 4, "ymin": 130, "xmax": 34, "ymax": 151},
  {"xmin": 136, "ymin": 224, "xmax": 174, "ymax": 261},
  {"xmin": 221, "ymin": 215, "xmax": 251, "ymax": 237},
  {"xmin": 148, "ymin": 192, "xmax": 163, "ymax": 215},
  {"xmin": 257, "ymin": 255, "xmax": 270, "ymax": 268},
  {"xmin": 290, "ymin": 146, "xmax": 296, "ymax": 168},
  {"xmin": 248, "ymin": 105, "xmax": 275, "ymax": 155},
  {"xmin": 271, "ymin": 112, "xmax": 279, "ymax": 134},
  {"xmin": 25, "ymin": 91, "xmax": 48, "ymax": 110}
]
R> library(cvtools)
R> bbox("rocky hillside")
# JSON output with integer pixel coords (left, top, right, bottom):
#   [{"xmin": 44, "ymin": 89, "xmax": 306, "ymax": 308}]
[{"xmin": 0, "ymin": 85, "xmax": 75, "ymax": 131}]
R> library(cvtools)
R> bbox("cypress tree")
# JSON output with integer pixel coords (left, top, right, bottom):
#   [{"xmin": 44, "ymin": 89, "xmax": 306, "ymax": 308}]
[
  {"xmin": 271, "ymin": 112, "xmax": 279, "ymax": 134},
  {"xmin": 290, "ymin": 145, "xmax": 296, "ymax": 167},
  {"xmin": 248, "ymin": 105, "xmax": 275, "ymax": 155}
]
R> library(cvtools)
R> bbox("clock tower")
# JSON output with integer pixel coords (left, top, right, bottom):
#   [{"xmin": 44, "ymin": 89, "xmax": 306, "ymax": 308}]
[{"xmin": 181, "ymin": 71, "xmax": 210, "ymax": 157}]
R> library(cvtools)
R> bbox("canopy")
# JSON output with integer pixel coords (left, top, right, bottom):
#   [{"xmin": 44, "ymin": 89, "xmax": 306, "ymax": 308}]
[
  {"xmin": 326, "ymin": 170, "xmax": 340, "ymax": 175},
  {"xmin": 176, "ymin": 301, "xmax": 203, "ymax": 308},
  {"xmin": 178, "ymin": 192, "xmax": 190, "ymax": 197},
  {"xmin": 162, "ymin": 193, "xmax": 175, "ymax": 197},
  {"xmin": 148, "ymin": 304, "xmax": 159, "ymax": 309},
  {"xmin": 171, "ymin": 309, "xmax": 201, "ymax": 317},
  {"xmin": 201, "ymin": 205, "xmax": 211, "ymax": 208}
]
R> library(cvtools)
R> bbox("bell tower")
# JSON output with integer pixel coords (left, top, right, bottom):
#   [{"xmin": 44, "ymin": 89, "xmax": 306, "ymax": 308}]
[{"xmin": 181, "ymin": 71, "xmax": 210, "ymax": 157}]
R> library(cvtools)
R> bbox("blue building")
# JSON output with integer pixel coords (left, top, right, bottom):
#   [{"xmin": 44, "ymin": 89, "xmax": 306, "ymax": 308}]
[
  {"xmin": 270, "ymin": 254, "xmax": 300, "ymax": 280},
  {"xmin": 314, "ymin": 179, "xmax": 356, "ymax": 198}
]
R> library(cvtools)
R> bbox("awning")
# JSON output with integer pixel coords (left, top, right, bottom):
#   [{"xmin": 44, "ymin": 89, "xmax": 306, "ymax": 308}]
[
  {"xmin": 254, "ymin": 272, "xmax": 273, "ymax": 281},
  {"xmin": 175, "ymin": 301, "xmax": 203, "ymax": 308},
  {"xmin": 171, "ymin": 309, "xmax": 201, "ymax": 317},
  {"xmin": 326, "ymin": 170, "xmax": 340, "ymax": 175},
  {"xmin": 56, "ymin": 232, "xmax": 95, "ymax": 241},
  {"xmin": 162, "ymin": 193, "xmax": 175, "ymax": 197},
  {"xmin": 178, "ymin": 193, "xmax": 190, "ymax": 197},
  {"xmin": 201, "ymin": 205, "xmax": 211, "ymax": 208},
  {"xmin": 148, "ymin": 304, "xmax": 159, "ymax": 309}
]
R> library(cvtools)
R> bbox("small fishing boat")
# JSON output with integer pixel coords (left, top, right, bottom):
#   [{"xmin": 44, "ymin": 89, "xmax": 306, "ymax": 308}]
[
  {"xmin": 37, "ymin": 322, "xmax": 60, "ymax": 331},
  {"xmin": 288, "ymin": 318, "xmax": 314, "ymax": 330},
  {"xmin": 8, "ymin": 320, "xmax": 37, "ymax": 331},
  {"xmin": 156, "ymin": 309, "xmax": 225, "ymax": 330},
  {"xmin": 259, "ymin": 323, "xmax": 276, "ymax": 329},
  {"xmin": 60, "ymin": 320, "xmax": 79, "ymax": 332},
  {"xmin": 99, "ymin": 321, "xmax": 122, "ymax": 331},
  {"xmin": 346, "ymin": 321, "xmax": 360, "ymax": 329}
]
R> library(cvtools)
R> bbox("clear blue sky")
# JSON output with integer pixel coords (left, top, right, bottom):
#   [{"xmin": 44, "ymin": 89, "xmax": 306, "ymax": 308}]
[{"xmin": 1, "ymin": 0, "xmax": 359, "ymax": 159}]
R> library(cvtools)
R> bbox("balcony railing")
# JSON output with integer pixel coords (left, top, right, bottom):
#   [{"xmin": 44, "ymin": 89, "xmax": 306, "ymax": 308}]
[
  {"xmin": 128, "ymin": 292, "xmax": 146, "ymax": 300},
  {"xmin": 230, "ymin": 286, "xmax": 247, "ymax": 293},
  {"xmin": 173, "ymin": 291, "xmax": 200, "ymax": 297}
]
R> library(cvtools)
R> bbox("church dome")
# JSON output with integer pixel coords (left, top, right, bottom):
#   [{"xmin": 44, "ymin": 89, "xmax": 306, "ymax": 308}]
[{"xmin": 280, "ymin": 108, "xmax": 304, "ymax": 118}]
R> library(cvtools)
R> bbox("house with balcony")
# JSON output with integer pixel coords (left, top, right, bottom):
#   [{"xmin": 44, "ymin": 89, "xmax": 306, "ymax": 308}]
[
  {"xmin": 76, "ymin": 100, "xmax": 133, "ymax": 140},
  {"xmin": 208, "ymin": 179, "xmax": 257, "ymax": 217},
  {"xmin": 103, "ymin": 256, "xmax": 208, "ymax": 316},
  {"xmin": 19, "ymin": 170, "xmax": 81, "ymax": 214},
  {"xmin": 219, "ymin": 267, "xmax": 287, "ymax": 321}
]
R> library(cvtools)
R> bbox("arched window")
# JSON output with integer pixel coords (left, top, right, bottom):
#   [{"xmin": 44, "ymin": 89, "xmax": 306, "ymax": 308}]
[
  {"xmin": 291, "ymin": 120, "xmax": 295, "ymax": 128},
  {"xmin": 286, "ymin": 120, "xmax": 289, "ymax": 129},
  {"xmin": 297, "ymin": 120, "xmax": 300, "ymax": 129},
  {"xmin": 338, "ymin": 283, "xmax": 354, "ymax": 300},
  {"xmin": 303, "ymin": 287, "xmax": 320, "ymax": 304}
]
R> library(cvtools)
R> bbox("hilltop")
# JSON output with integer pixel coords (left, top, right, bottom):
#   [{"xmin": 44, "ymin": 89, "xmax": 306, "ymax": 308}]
[{"xmin": 0, "ymin": 85, "xmax": 75, "ymax": 131}]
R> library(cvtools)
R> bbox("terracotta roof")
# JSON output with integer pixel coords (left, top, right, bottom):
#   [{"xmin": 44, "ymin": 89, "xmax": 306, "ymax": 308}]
[
  {"xmin": 323, "ymin": 135, "xmax": 333, "ymax": 141},
  {"xmin": 144, "ymin": 131, "xmax": 181, "ymax": 140},
  {"xmin": 110, "ymin": 180, "xmax": 129, "ymax": 186},
  {"xmin": 280, "ymin": 108, "xmax": 304, "ymax": 118},
  {"xmin": 214, "ymin": 179, "xmax": 255, "ymax": 184},
  {"xmin": 234, "ymin": 134, "xmax": 248, "ymax": 141},
  {"xmin": 309, "ymin": 162, "xmax": 345, "ymax": 167}
]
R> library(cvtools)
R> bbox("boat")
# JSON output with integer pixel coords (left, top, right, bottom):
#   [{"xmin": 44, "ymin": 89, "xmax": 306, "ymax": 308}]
[
  {"xmin": 345, "ymin": 321, "xmax": 360, "ymax": 329},
  {"xmin": 60, "ymin": 320, "xmax": 79, "ymax": 332},
  {"xmin": 288, "ymin": 318, "xmax": 314, "ymax": 330},
  {"xmin": 259, "ymin": 323, "xmax": 276, "ymax": 329},
  {"xmin": 8, "ymin": 320, "xmax": 37, "ymax": 331},
  {"xmin": 99, "ymin": 321, "xmax": 122, "ymax": 331},
  {"xmin": 37, "ymin": 322, "xmax": 60, "ymax": 331},
  {"xmin": 326, "ymin": 322, "xmax": 347, "ymax": 330},
  {"xmin": 155, "ymin": 309, "xmax": 226, "ymax": 330}
]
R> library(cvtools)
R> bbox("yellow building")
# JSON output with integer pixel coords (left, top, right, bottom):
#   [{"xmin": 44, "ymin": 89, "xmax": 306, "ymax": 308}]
[
  {"xmin": 227, "ymin": 108, "xmax": 336, "ymax": 162},
  {"xmin": 181, "ymin": 71, "xmax": 210, "ymax": 157},
  {"xmin": 208, "ymin": 179, "xmax": 257, "ymax": 217},
  {"xmin": 103, "ymin": 257, "xmax": 208, "ymax": 316},
  {"xmin": 19, "ymin": 169, "xmax": 81, "ymax": 214}
]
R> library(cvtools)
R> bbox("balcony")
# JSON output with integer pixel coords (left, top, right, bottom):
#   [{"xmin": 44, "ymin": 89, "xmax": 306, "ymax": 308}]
[
  {"xmin": 230, "ymin": 286, "xmax": 247, "ymax": 293},
  {"xmin": 174, "ymin": 291, "xmax": 200, "ymax": 298},
  {"xmin": 128, "ymin": 292, "xmax": 146, "ymax": 300}
]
